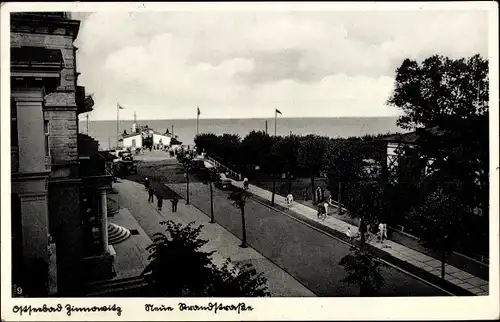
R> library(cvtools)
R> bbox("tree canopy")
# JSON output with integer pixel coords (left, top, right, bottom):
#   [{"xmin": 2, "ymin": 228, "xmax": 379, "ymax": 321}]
[
  {"xmin": 387, "ymin": 54, "xmax": 488, "ymax": 130},
  {"xmin": 142, "ymin": 220, "xmax": 270, "ymax": 296}
]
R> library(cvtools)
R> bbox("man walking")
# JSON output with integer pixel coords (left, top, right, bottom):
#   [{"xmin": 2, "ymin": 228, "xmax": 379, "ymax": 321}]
[
  {"xmin": 171, "ymin": 196, "xmax": 179, "ymax": 212},
  {"xmin": 157, "ymin": 195, "xmax": 164, "ymax": 211},
  {"xmin": 148, "ymin": 186, "xmax": 154, "ymax": 203}
]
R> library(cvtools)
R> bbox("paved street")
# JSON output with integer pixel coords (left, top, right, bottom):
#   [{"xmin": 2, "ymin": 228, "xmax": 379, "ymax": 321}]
[
  {"xmin": 165, "ymin": 180, "xmax": 448, "ymax": 296},
  {"xmin": 114, "ymin": 178, "xmax": 315, "ymax": 297},
  {"xmin": 228, "ymin": 178, "xmax": 489, "ymax": 296}
]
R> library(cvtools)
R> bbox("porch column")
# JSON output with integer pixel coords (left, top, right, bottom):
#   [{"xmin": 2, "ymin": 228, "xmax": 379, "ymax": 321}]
[{"xmin": 100, "ymin": 190, "xmax": 109, "ymax": 253}]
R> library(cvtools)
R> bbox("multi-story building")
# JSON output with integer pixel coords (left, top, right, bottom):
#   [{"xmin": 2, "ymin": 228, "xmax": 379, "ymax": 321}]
[{"xmin": 10, "ymin": 12, "xmax": 117, "ymax": 297}]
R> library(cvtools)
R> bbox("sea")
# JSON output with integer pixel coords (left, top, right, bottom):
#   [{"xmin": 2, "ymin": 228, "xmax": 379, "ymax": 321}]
[{"xmin": 79, "ymin": 117, "xmax": 405, "ymax": 150}]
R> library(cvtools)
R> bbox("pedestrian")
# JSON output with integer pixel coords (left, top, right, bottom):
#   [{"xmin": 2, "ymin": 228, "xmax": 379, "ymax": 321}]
[
  {"xmin": 243, "ymin": 177, "xmax": 249, "ymax": 190},
  {"xmin": 144, "ymin": 177, "xmax": 149, "ymax": 190},
  {"xmin": 286, "ymin": 193, "xmax": 294, "ymax": 207},
  {"xmin": 148, "ymin": 186, "xmax": 154, "ymax": 202},
  {"xmin": 346, "ymin": 227, "xmax": 352, "ymax": 241},
  {"xmin": 303, "ymin": 188, "xmax": 308, "ymax": 201},
  {"xmin": 171, "ymin": 196, "xmax": 179, "ymax": 212},
  {"xmin": 157, "ymin": 195, "xmax": 164, "ymax": 211},
  {"xmin": 324, "ymin": 201, "xmax": 329, "ymax": 216},
  {"xmin": 378, "ymin": 222, "xmax": 384, "ymax": 242},
  {"xmin": 383, "ymin": 223, "xmax": 388, "ymax": 241}
]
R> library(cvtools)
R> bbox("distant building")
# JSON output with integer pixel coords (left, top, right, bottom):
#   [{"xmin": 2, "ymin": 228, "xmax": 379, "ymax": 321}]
[
  {"xmin": 120, "ymin": 132, "xmax": 143, "ymax": 149},
  {"xmin": 152, "ymin": 131, "xmax": 171, "ymax": 146},
  {"xmin": 119, "ymin": 122, "xmax": 175, "ymax": 149},
  {"xmin": 381, "ymin": 127, "xmax": 444, "ymax": 178}
]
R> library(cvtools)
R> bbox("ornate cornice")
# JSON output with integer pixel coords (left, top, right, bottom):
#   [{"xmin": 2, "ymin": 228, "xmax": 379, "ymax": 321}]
[{"xmin": 11, "ymin": 15, "xmax": 80, "ymax": 39}]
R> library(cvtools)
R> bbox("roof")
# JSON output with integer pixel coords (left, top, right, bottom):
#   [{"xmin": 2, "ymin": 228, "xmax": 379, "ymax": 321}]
[
  {"xmin": 78, "ymin": 133, "xmax": 98, "ymax": 142},
  {"xmin": 98, "ymin": 151, "xmax": 118, "ymax": 161},
  {"xmin": 170, "ymin": 137, "xmax": 183, "ymax": 145},
  {"xmin": 381, "ymin": 126, "xmax": 444, "ymax": 144},
  {"xmin": 152, "ymin": 131, "xmax": 171, "ymax": 137},
  {"xmin": 121, "ymin": 132, "xmax": 142, "ymax": 139}
]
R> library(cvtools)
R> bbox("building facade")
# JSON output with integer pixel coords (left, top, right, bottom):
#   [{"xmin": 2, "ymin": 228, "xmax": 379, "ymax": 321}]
[{"xmin": 11, "ymin": 12, "xmax": 115, "ymax": 297}]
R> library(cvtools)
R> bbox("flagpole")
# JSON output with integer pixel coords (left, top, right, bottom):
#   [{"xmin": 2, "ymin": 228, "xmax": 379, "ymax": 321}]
[
  {"xmin": 196, "ymin": 106, "xmax": 199, "ymax": 135},
  {"xmin": 274, "ymin": 109, "xmax": 277, "ymax": 137},
  {"xmin": 116, "ymin": 102, "xmax": 119, "ymax": 149}
]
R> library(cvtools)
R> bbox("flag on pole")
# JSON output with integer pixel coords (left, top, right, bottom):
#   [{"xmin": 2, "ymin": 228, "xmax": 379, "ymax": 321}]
[
  {"xmin": 276, "ymin": 108, "xmax": 282, "ymax": 115},
  {"xmin": 118, "ymin": 102, "xmax": 124, "ymax": 110},
  {"xmin": 197, "ymin": 106, "xmax": 201, "ymax": 116}
]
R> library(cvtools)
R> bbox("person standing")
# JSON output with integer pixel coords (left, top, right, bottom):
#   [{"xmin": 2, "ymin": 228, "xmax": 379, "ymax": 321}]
[
  {"xmin": 382, "ymin": 223, "xmax": 388, "ymax": 241},
  {"xmin": 157, "ymin": 195, "xmax": 164, "ymax": 211},
  {"xmin": 378, "ymin": 222, "xmax": 384, "ymax": 242},
  {"xmin": 346, "ymin": 227, "xmax": 353, "ymax": 241},
  {"xmin": 323, "ymin": 201, "xmax": 329, "ymax": 216},
  {"xmin": 148, "ymin": 186, "xmax": 154, "ymax": 203}
]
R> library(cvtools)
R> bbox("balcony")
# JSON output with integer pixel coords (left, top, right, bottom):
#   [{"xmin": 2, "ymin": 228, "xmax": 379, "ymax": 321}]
[{"xmin": 76, "ymin": 86, "xmax": 94, "ymax": 114}]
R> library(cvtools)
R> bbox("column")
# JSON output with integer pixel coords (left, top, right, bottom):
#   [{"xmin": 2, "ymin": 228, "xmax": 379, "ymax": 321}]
[{"xmin": 100, "ymin": 190, "xmax": 109, "ymax": 253}]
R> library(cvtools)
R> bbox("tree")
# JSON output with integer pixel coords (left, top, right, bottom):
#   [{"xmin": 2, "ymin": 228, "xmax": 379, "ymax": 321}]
[
  {"xmin": 142, "ymin": 220, "xmax": 270, "ymax": 296},
  {"xmin": 228, "ymin": 187, "xmax": 252, "ymax": 248},
  {"xmin": 201, "ymin": 167, "xmax": 218, "ymax": 223},
  {"xmin": 407, "ymin": 185, "xmax": 465, "ymax": 279},
  {"xmin": 262, "ymin": 136, "xmax": 284, "ymax": 206},
  {"xmin": 275, "ymin": 135, "xmax": 301, "ymax": 194},
  {"xmin": 387, "ymin": 54, "xmax": 489, "ymax": 254},
  {"xmin": 298, "ymin": 135, "xmax": 329, "ymax": 203},
  {"xmin": 326, "ymin": 138, "xmax": 365, "ymax": 203},
  {"xmin": 177, "ymin": 149, "xmax": 194, "ymax": 205},
  {"xmin": 387, "ymin": 54, "xmax": 488, "ymax": 130},
  {"xmin": 339, "ymin": 246, "xmax": 386, "ymax": 296},
  {"xmin": 241, "ymin": 130, "xmax": 273, "ymax": 171},
  {"xmin": 343, "ymin": 180, "xmax": 387, "ymax": 247}
]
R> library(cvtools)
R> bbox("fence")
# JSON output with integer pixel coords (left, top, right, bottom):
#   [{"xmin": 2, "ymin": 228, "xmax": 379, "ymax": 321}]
[{"xmin": 204, "ymin": 155, "xmax": 242, "ymax": 181}]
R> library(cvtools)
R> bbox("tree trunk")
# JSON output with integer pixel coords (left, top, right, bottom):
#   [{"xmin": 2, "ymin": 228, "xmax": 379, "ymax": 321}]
[
  {"xmin": 271, "ymin": 175, "xmax": 276, "ymax": 206},
  {"xmin": 441, "ymin": 249, "xmax": 446, "ymax": 280},
  {"xmin": 288, "ymin": 173, "xmax": 292, "ymax": 195},
  {"xmin": 186, "ymin": 168, "xmax": 190, "ymax": 205},
  {"xmin": 209, "ymin": 183, "xmax": 215, "ymax": 223},
  {"xmin": 240, "ymin": 206, "xmax": 247, "ymax": 248},
  {"xmin": 310, "ymin": 176, "xmax": 315, "ymax": 203},
  {"xmin": 359, "ymin": 219, "xmax": 367, "ymax": 248},
  {"xmin": 338, "ymin": 181, "xmax": 342, "ymax": 215}
]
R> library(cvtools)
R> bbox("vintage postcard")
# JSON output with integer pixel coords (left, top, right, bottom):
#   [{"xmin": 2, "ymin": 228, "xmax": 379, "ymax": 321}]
[{"xmin": 1, "ymin": 1, "xmax": 499, "ymax": 321}]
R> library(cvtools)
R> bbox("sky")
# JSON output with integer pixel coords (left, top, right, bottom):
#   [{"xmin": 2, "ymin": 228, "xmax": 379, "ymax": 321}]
[{"xmin": 72, "ymin": 9, "xmax": 488, "ymax": 120}]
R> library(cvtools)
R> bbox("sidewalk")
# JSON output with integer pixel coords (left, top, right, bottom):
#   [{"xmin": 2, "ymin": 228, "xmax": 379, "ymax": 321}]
[
  {"xmin": 229, "ymin": 179, "xmax": 489, "ymax": 296},
  {"xmin": 114, "ymin": 179, "xmax": 316, "ymax": 297}
]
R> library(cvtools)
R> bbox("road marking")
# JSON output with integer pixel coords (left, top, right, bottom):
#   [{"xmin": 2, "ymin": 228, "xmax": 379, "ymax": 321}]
[{"xmin": 250, "ymin": 196, "xmax": 456, "ymax": 296}]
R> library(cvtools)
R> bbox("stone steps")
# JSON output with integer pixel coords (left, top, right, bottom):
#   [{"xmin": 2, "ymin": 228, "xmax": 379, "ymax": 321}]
[
  {"xmin": 107, "ymin": 223, "xmax": 131, "ymax": 245},
  {"xmin": 106, "ymin": 198, "xmax": 120, "ymax": 217}
]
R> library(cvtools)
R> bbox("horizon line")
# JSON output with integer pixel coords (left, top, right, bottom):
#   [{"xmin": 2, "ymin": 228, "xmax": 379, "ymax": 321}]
[{"xmin": 80, "ymin": 115, "xmax": 401, "ymax": 122}]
